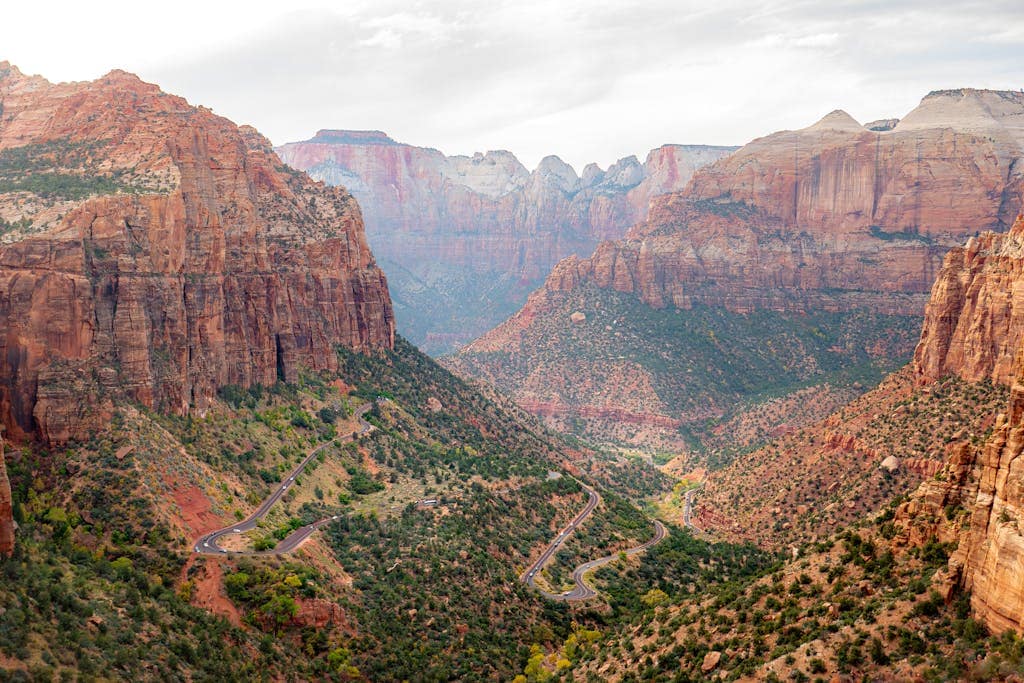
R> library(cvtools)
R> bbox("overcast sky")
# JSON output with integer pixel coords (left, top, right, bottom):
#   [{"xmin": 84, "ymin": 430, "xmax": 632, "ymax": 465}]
[{"xmin": 3, "ymin": 0, "xmax": 1023, "ymax": 170}]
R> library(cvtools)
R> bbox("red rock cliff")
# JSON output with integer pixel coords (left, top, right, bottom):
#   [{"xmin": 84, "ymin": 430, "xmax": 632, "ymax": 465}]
[
  {"xmin": 899, "ymin": 214, "xmax": 1024, "ymax": 634},
  {"xmin": 0, "ymin": 63, "xmax": 394, "ymax": 445},
  {"xmin": 276, "ymin": 131, "xmax": 735, "ymax": 353},
  {"xmin": 914, "ymin": 215, "xmax": 1024, "ymax": 384},
  {"xmin": 463, "ymin": 90, "xmax": 1024, "ymax": 356}
]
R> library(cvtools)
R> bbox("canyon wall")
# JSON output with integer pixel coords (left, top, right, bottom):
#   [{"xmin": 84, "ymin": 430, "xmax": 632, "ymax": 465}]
[
  {"xmin": 914, "ymin": 221, "xmax": 1024, "ymax": 385},
  {"xmin": 489, "ymin": 90, "xmax": 1024, "ymax": 328},
  {"xmin": 277, "ymin": 130, "xmax": 735, "ymax": 353},
  {"xmin": 899, "ymin": 215, "xmax": 1024, "ymax": 634},
  {"xmin": 452, "ymin": 90, "xmax": 1024, "ymax": 443},
  {"xmin": 0, "ymin": 63, "xmax": 394, "ymax": 445}
]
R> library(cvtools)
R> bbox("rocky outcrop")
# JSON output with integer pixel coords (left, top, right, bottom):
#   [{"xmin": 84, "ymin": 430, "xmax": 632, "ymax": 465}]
[
  {"xmin": 452, "ymin": 89, "xmax": 1024, "ymax": 450},
  {"xmin": 914, "ymin": 215, "xmax": 1024, "ymax": 384},
  {"xmin": 277, "ymin": 130, "xmax": 735, "ymax": 353},
  {"xmin": 0, "ymin": 432, "xmax": 13, "ymax": 556},
  {"xmin": 505, "ymin": 90, "xmax": 1024, "ymax": 322},
  {"xmin": 0, "ymin": 63, "xmax": 394, "ymax": 444},
  {"xmin": 899, "ymin": 215, "xmax": 1024, "ymax": 633},
  {"xmin": 898, "ymin": 386, "xmax": 1024, "ymax": 634}
]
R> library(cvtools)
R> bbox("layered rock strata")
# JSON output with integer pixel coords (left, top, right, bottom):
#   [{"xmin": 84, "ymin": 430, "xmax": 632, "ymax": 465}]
[
  {"xmin": 0, "ymin": 63, "xmax": 394, "ymax": 444},
  {"xmin": 454, "ymin": 90, "xmax": 1024, "ymax": 437},
  {"xmin": 900, "ymin": 215, "xmax": 1024, "ymax": 633},
  {"xmin": 277, "ymin": 131, "xmax": 735, "ymax": 353}
]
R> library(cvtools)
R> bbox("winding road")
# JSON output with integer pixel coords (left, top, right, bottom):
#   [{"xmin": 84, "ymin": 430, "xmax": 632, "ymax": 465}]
[
  {"xmin": 521, "ymin": 480, "xmax": 667, "ymax": 601},
  {"xmin": 192, "ymin": 402, "xmax": 375, "ymax": 556},
  {"xmin": 193, "ymin": 399, "xmax": 665, "ymax": 602},
  {"xmin": 683, "ymin": 480, "xmax": 704, "ymax": 531}
]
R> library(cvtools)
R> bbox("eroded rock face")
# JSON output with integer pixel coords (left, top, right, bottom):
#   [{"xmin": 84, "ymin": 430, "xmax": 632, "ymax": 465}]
[
  {"xmin": 0, "ymin": 63, "xmax": 394, "ymax": 444},
  {"xmin": 451, "ymin": 89, "xmax": 1024, "ymax": 448},
  {"xmin": 898, "ymin": 388, "xmax": 1024, "ymax": 634},
  {"xmin": 900, "ymin": 216, "xmax": 1024, "ymax": 633},
  {"xmin": 276, "ymin": 131, "xmax": 735, "ymax": 353},
  {"xmin": 516, "ymin": 90, "xmax": 1024, "ymax": 320},
  {"xmin": 0, "ymin": 433, "xmax": 13, "ymax": 556},
  {"xmin": 914, "ymin": 215, "xmax": 1024, "ymax": 384}
]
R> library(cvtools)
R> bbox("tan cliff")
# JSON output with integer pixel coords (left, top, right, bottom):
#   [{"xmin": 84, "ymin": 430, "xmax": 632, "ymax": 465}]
[
  {"xmin": 898, "ymin": 214, "xmax": 1024, "ymax": 634},
  {"xmin": 493, "ymin": 90, "xmax": 1024, "ymax": 326},
  {"xmin": 453, "ymin": 90, "xmax": 1024, "ymax": 442},
  {"xmin": 276, "ymin": 130, "xmax": 735, "ymax": 353},
  {"xmin": 0, "ymin": 62, "xmax": 395, "ymax": 445}
]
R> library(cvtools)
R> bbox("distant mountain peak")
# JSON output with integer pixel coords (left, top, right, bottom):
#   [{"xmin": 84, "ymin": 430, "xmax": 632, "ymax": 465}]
[
  {"xmin": 896, "ymin": 88, "xmax": 1024, "ymax": 139},
  {"xmin": 806, "ymin": 109, "xmax": 863, "ymax": 131}
]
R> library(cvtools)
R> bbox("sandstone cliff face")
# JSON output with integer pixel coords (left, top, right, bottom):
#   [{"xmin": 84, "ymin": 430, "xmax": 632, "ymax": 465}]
[
  {"xmin": 898, "ymin": 215, "xmax": 1024, "ymax": 634},
  {"xmin": 486, "ymin": 90, "xmax": 1024, "ymax": 326},
  {"xmin": 914, "ymin": 215, "xmax": 1024, "ymax": 384},
  {"xmin": 452, "ymin": 89, "xmax": 1024, "ymax": 451},
  {"xmin": 0, "ymin": 433, "xmax": 13, "ymax": 556},
  {"xmin": 0, "ymin": 63, "xmax": 394, "ymax": 444},
  {"xmin": 898, "ymin": 381, "xmax": 1024, "ymax": 635},
  {"xmin": 276, "ymin": 130, "xmax": 735, "ymax": 353}
]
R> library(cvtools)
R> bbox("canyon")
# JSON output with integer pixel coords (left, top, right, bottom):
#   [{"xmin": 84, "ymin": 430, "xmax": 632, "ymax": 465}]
[
  {"xmin": 0, "ymin": 62, "xmax": 395, "ymax": 447},
  {"xmin": 450, "ymin": 89, "xmax": 1024, "ymax": 450},
  {"xmin": 277, "ymin": 130, "xmax": 735, "ymax": 354},
  {"xmin": 3, "ymin": 56, "xmax": 1024, "ymax": 680}
]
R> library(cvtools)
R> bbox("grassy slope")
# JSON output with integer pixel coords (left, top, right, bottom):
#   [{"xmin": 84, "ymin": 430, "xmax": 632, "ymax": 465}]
[{"xmin": 1, "ymin": 338, "xmax": 715, "ymax": 681}]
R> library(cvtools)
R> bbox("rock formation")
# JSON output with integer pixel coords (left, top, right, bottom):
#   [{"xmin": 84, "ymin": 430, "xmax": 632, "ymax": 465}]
[
  {"xmin": 276, "ymin": 131, "xmax": 735, "ymax": 353},
  {"xmin": 0, "ymin": 63, "xmax": 394, "ymax": 445},
  {"xmin": 0, "ymin": 432, "xmax": 13, "ymax": 556},
  {"xmin": 499, "ymin": 90, "xmax": 1024, "ymax": 322},
  {"xmin": 452, "ymin": 90, "xmax": 1024, "ymax": 441},
  {"xmin": 914, "ymin": 216, "xmax": 1024, "ymax": 384},
  {"xmin": 899, "ymin": 214, "xmax": 1024, "ymax": 634}
]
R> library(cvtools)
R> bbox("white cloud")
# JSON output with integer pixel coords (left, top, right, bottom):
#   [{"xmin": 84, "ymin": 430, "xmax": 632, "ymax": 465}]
[{"xmin": 1, "ymin": 0, "xmax": 1022, "ymax": 170}]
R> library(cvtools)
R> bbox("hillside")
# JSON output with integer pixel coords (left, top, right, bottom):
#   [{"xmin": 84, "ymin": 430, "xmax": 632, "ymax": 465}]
[
  {"xmin": 0, "ymin": 63, "xmax": 759, "ymax": 681},
  {"xmin": 0, "ymin": 333, "xmax": 779, "ymax": 680},
  {"xmin": 277, "ymin": 130, "xmax": 735, "ymax": 354},
  {"xmin": 451, "ymin": 89, "xmax": 1024, "ymax": 454},
  {"xmin": 0, "ymin": 62, "xmax": 394, "ymax": 446},
  {"xmin": 448, "ymin": 283, "xmax": 920, "ymax": 455},
  {"xmin": 568, "ymin": 216, "xmax": 1024, "ymax": 682}
]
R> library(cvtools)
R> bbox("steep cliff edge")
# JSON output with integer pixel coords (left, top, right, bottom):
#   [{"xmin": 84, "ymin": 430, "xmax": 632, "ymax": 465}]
[
  {"xmin": 452, "ymin": 90, "xmax": 1024, "ymax": 449},
  {"xmin": 0, "ymin": 63, "xmax": 395, "ymax": 445},
  {"xmin": 914, "ymin": 215, "xmax": 1024, "ymax": 384},
  {"xmin": 899, "ymin": 214, "xmax": 1024, "ymax": 634},
  {"xmin": 277, "ymin": 131, "xmax": 735, "ymax": 353}
]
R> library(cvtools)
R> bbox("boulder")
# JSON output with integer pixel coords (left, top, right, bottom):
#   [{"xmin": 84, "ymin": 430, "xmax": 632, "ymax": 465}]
[
  {"xmin": 701, "ymin": 650, "xmax": 722, "ymax": 672},
  {"xmin": 880, "ymin": 456, "xmax": 901, "ymax": 473}
]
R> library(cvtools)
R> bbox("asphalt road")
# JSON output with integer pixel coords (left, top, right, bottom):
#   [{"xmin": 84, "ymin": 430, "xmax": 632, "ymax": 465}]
[
  {"xmin": 683, "ymin": 481, "xmax": 704, "ymax": 531},
  {"xmin": 192, "ymin": 402, "xmax": 374, "ymax": 556},
  {"xmin": 521, "ymin": 480, "xmax": 667, "ymax": 602}
]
